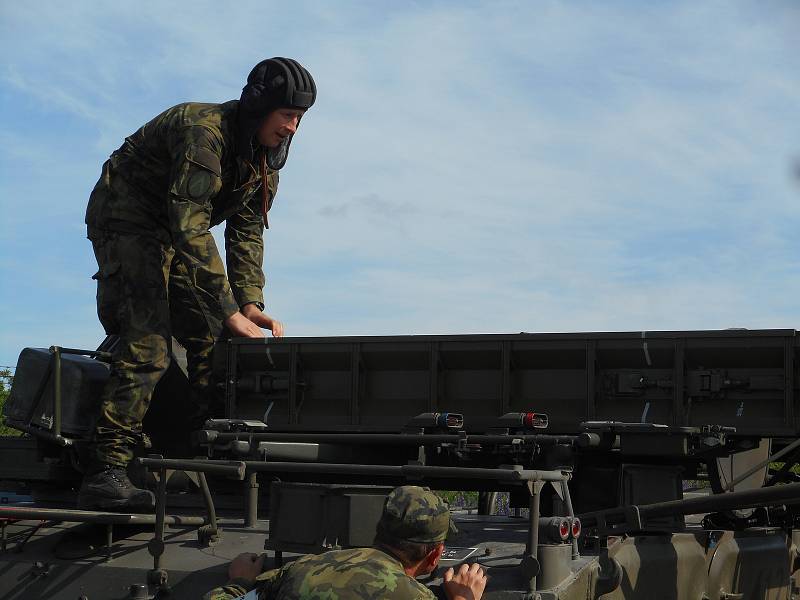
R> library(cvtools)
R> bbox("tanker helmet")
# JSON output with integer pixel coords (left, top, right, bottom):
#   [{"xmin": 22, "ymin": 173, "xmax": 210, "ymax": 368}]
[{"xmin": 237, "ymin": 57, "xmax": 317, "ymax": 169}]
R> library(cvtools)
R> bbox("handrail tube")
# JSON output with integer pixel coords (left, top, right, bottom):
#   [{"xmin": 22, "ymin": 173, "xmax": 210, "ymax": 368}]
[
  {"xmin": 580, "ymin": 481, "xmax": 800, "ymax": 528},
  {"xmin": 12, "ymin": 424, "xmax": 72, "ymax": 447},
  {"xmin": 136, "ymin": 458, "xmax": 246, "ymax": 480},
  {"xmin": 54, "ymin": 347, "xmax": 112, "ymax": 359},
  {"xmin": 0, "ymin": 506, "xmax": 205, "ymax": 526},
  {"xmin": 197, "ymin": 472, "xmax": 218, "ymax": 531},
  {"xmin": 724, "ymin": 437, "xmax": 800, "ymax": 491},
  {"xmin": 242, "ymin": 460, "xmax": 568, "ymax": 482}
]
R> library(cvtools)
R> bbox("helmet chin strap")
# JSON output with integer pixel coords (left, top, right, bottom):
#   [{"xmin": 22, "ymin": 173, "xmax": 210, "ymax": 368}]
[
  {"xmin": 260, "ymin": 151, "xmax": 270, "ymax": 229},
  {"xmin": 266, "ymin": 136, "xmax": 290, "ymax": 170},
  {"xmin": 258, "ymin": 138, "xmax": 287, "ymax": 229}
]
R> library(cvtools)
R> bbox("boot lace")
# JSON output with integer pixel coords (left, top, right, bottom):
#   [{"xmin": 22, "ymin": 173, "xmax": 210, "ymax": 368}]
[{"xmin": 107, "ymin": 467, "xmax": 133, "ymax": 490}]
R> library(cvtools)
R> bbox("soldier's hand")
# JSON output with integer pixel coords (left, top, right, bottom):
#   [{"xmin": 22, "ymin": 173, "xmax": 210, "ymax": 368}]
[
  {"xmin": 225, "ymin": 311, "xmax": 266, "ymax": 338},
  {"xmin": 442, "ymin": 562, "xmax": 487, "ymax": 600},
  {"xmin": 228, "ymin": 552, "xmax": 266, "ymax": 583},
  {"xmin": 241, "ymin": 303, "xmax": 285, "ymax": 337}
]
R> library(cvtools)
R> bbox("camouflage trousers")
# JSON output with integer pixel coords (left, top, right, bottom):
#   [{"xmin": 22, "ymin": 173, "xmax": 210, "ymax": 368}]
[{"xmin": 89, "ymin": 229, "xmax": 225, "ymax": 467}]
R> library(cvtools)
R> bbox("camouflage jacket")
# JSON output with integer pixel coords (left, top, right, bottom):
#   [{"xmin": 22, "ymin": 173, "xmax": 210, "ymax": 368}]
[
  {"xmin": 203, "ymin": 548, "xmax": 438, "ymax": 600},
  {"xmin": 85, "ymin": 101, "xmax": 278, "ymax": 320}
]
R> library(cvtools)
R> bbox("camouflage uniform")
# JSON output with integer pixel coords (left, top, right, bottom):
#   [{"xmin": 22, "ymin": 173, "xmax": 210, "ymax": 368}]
[
  {"xmin": 204, "ymin": 486, "xmax": 451, "ymax": 600},
  {"xmin": 204, "ymin": 547, "xmax": 438, "ymax": 600},
  {"xmin": 85, "ymin": 101, "xmax": 278, "ymax": 467}
]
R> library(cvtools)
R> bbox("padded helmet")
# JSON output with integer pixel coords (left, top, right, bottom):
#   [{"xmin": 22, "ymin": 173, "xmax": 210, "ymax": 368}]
[{"xmin": 237, "ymin": 57, "xmax": 317, "ymax": 169}]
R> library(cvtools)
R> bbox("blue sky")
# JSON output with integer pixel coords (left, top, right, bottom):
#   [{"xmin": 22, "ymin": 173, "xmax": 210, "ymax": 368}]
[{"xmin": 1, "ymin": 1, "xmax": 799, "ymax": 368}]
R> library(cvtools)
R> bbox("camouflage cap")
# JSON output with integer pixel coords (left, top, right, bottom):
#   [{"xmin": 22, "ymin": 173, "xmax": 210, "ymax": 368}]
[{"xmin": 376, "ymin": 486, "xmax": 451, "ymax": 544}]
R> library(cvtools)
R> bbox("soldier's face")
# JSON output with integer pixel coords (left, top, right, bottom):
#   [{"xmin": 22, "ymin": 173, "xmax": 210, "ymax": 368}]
[{"xmin": 257, "ymin": 108, "xmax": 306, "ymax": 148}]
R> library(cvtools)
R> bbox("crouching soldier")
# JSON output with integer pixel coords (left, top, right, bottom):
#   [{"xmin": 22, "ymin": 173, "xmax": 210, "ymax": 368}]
[{"xmin": 204, "ymin": 485, "xmax": 488, "ymax": 600}]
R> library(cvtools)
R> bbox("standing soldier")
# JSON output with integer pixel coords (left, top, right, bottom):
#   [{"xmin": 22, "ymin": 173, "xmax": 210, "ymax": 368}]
[
  {"xmin": 79, "ymin": 58, "xmax": 316, "ymax": 511},
  {"xmin": 204, "ymin": 486, "xmax": 488, "ymax": 600}
]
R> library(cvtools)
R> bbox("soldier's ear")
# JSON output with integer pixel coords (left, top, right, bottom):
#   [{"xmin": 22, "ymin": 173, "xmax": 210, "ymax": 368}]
[{"xmin": 425, "ymin": 543, "xmax": 445, "ymax": 571}]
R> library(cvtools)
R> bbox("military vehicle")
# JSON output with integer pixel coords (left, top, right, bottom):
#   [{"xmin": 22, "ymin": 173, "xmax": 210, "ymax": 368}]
[{"xmin": 1, "ymin": 329, "xmax": 799, "ymax": 599}]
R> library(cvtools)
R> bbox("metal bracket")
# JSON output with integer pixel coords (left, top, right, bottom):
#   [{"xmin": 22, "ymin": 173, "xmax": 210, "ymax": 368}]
[{"xmin": 527, "ymin": 480, "xmax": 546, "ymax": 496}]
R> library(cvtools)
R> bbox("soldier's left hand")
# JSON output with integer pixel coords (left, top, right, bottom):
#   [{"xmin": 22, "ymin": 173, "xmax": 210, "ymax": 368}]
[{"xmin": 242, "ymin": 303, "xmax": 285, "ymax": 337}]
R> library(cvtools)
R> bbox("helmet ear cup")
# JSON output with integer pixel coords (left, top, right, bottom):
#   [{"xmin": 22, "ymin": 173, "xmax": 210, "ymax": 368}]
[{"xmin": 240, "ymin": 82, "xmax": 265, "ymax": 113}]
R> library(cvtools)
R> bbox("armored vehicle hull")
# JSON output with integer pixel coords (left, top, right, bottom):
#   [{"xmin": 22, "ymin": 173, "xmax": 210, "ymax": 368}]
[{"xmin": 1, "ymin": 329, "xmax": 799, "ymax": 598}]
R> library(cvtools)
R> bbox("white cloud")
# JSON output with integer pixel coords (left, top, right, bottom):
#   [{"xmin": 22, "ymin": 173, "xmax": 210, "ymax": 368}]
[{"xmin": 1, "ymin": 0, "xmax": 799, "ymax": 366}]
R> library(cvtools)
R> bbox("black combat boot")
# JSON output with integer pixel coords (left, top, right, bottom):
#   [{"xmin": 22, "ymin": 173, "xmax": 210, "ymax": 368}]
[{"xmin": 78, "ymin": 464, "xmax": 155, "ymax": 512}]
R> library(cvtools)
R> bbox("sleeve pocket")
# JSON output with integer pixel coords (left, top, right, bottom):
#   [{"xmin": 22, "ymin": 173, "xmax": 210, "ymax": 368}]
[
  {"xmin": 169, "ymin": 145, "xmax": 223, "ymax": 201},
  {"xmin": 186, "ymin": 145, "xmax": 221, "ymax": 177}
]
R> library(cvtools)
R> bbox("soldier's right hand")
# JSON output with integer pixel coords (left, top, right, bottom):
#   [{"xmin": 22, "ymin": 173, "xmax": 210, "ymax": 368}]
[
  {"xmin": 225, "ymin": 311, "xmax": 266, "ymax": 338},
  {"xmin": 228, "ymin": 552, "xmax": 266, "ymax": 583},
  {"xmin": 442, "ymin": 562, "xmax": 487, "ymax": 600},
  {"xmin": 241, "ymin": 303, "xmax": 284, "ymax": 337}
]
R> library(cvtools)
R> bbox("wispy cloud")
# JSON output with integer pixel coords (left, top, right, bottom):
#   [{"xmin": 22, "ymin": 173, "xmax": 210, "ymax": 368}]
[{"xmin": 1, "ymin": 0, "xmax": 798, "ymax": 366}]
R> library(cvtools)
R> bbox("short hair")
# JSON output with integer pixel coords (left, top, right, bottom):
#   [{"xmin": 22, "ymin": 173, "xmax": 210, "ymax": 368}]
[{"xmin": 373, "ymin": 530, "xmax": 441, "ymax": 567}]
